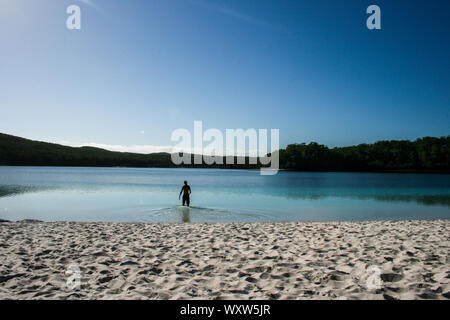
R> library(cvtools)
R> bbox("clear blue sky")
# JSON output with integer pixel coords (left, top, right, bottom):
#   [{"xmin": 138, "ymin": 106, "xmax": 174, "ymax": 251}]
[{"xmin": 1, "ymin": 0, "xmax": 449, "ymax": 152}]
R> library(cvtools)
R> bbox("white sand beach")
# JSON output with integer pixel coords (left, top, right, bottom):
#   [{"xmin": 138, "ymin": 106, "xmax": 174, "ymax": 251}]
[{"xmin": 0, "ymin": 220, "xmax": 449, "ymax": 300}]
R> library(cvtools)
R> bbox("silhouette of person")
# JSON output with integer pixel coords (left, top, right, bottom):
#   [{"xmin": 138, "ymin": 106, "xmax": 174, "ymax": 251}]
[{"xmin": 179, "ymin": 180, "xmax": 191, "ymax": 207}]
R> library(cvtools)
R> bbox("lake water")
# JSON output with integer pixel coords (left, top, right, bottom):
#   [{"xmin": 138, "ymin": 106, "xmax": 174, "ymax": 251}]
[{"xmin": 0, "ymin": 167, "xmax": 449, "ymax": 223}]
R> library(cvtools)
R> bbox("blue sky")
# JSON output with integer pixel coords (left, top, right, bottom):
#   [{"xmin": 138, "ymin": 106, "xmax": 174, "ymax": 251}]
[{"xmin": 0, "ymin": 0, "xmax": 449, "ymax": 153}]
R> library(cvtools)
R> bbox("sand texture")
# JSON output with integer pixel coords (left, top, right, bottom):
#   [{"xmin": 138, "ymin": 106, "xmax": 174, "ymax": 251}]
[{"xmin": 0, "ymin": 220, "xmax": 449, "ymax": 300}]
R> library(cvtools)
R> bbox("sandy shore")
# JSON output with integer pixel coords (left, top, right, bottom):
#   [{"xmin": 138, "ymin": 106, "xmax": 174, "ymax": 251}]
[{"xmin": 0, "ymin": 220, "xmax": 449, "ymax": 300}]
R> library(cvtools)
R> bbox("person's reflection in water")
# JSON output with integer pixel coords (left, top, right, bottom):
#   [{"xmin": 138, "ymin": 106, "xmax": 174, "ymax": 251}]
[{"xmin": 180, "ymin": 206, "xmax": 190, "ymax": 223}]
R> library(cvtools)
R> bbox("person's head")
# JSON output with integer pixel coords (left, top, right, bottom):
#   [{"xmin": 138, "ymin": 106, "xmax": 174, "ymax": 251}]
[{"xmin": 184, "ymin": 180, "xmax": 187, "ymax": 185}]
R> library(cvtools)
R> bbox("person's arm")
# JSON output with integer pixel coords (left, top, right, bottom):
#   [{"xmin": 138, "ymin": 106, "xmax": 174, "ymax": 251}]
[{"xmin": 188, "ymin": 186, "xmax": 192, "ymax": 194}]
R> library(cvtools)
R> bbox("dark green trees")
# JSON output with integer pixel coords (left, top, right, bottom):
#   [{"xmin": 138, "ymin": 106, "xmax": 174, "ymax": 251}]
[
  {"xmin": 1, "ymin": 133, "xmax": 448, "ymax": 172},
  {"xmin": 279, "ymin": 136, "xmax": 449, "ymax": 171}
]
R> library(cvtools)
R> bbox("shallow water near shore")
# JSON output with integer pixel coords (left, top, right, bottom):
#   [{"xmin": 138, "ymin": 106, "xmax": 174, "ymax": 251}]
[{"xmin": 0, "ymin": 166, "xmax": 449, "ymax": 223}]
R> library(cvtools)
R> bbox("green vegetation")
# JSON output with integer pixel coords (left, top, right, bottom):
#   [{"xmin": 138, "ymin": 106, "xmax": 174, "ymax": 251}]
[
  {"xmin": 279, "ymin": 137, "xmax": 449, "ymax": 172},
  {"xmin": 0, "ymin": 133, "xmax": 448, "ymax": 172},
  {"xmin": 0, "ymin": 133, "xmax": 256, "ymax": 169}
]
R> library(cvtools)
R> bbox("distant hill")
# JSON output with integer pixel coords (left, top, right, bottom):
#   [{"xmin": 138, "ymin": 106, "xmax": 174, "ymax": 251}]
[
  {"xmin": 279, "ymin": 136, "xmax": 450, "ymax": 172},
  {"xmin": 0, "ymin": 133, "xmax": 257, "ymax": 169},
  {"xmin": 0, "ymin": 133, "xmax": 171, "ymax": 167},
  {"xmin": 0, "ymin": 133, "xmax": 448, "ymax": 172}
]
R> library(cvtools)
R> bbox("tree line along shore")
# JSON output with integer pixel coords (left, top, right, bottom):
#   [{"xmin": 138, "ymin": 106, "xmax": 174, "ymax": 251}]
[{"xmin": 0, "ymin": 133, "xmax": 448, "ymax": 173}]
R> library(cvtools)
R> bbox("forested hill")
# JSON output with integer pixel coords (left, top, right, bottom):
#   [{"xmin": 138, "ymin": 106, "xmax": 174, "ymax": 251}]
[
  {"xmin": 0, "ymin": 133, "xmax": 449, "ymax": 172},
  {"xmin": 0, "ymin": 133, "xmax": 173, "ymax": 167},
  {"xmin": 0, "ymin": 133, "xmax": 255, "ymax": 169},
  {"xmin": 280, "ymin": 136, "xmax": 449, "ymax": 172}
]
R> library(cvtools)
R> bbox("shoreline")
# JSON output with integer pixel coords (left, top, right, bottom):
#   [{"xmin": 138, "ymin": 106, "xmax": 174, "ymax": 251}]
[
  {"xmin": 1, "ymin": 219, "xmax": 449, "ymax": 300},
  {"xmin": 2, "ymin": 217, "xmax": 450, "ymax": 222},
  {"xmin": 1, "ymin": 165, "xmax": 449, "ymax": 174},
  {"xmin": 1, "ymin": 218, "xmax": 449, "ymax": 225}
]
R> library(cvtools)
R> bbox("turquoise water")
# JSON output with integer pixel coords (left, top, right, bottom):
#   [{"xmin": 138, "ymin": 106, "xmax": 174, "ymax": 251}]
[{"xmin": 0, "ymin": 166, "xmax": 449, "ymax": 223}]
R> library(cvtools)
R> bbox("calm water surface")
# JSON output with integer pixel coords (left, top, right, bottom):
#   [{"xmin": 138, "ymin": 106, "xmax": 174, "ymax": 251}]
[{"xmin": 0, "ymin": 167, "xmax": 449, "ymax": 222}]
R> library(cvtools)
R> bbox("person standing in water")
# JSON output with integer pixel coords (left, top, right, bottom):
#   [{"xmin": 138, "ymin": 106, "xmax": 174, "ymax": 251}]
[{"xmin": 179, "ymin": 181, "xmax": 191, "ymax": 207}]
